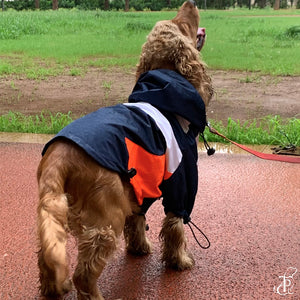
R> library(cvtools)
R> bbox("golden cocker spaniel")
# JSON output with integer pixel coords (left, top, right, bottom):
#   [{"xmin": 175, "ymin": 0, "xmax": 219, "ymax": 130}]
[{"xmin": 37, "ymin": 1, "xmax": 213, "ymax": 299}]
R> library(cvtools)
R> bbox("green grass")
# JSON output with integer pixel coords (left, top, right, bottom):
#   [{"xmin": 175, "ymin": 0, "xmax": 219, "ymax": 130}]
[
  {"xmin": 201, "ymin": 11, "xmax": 300, "ymax": 75},
  {"xmin": 1, "ymin": 112, "xmax": 299, "ymax": 146},
  {"xmin": 0, "ymin": 8, "xmax": 299, "ymax": 143},
  {"xmin": 0, "ymin": 8, "xmax": 299, "ymax": 77},
  {"xmin": 0, "ymin": 9, "xmax": 167, "ymax": 78},
  {"xmin": 204, "ymin": 116, "xmax": 300, "ymax": 146},
  {"xmin": 0, "ymin": 111, "xmax": 73, "ymax": 134}
]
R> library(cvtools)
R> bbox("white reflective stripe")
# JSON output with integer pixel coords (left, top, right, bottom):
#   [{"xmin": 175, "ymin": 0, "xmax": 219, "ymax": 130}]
[{"xmin": 124, "ymin": 102, "xmax": 182, "ymax": 174}]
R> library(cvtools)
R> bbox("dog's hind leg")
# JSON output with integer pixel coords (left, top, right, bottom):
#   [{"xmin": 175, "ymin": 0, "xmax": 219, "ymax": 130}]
[
  {"xmin": 159, "ymin": 212, "xmax": 194, "ymax": 270},
  {"xmin": 72, "ymin": 171, "xmax": 133, "ymax": 300},
  {"xmin": 37, "ymin": 193, "xmax": 72, "ymax": 297},
  {"xmin": 124, "ymin": 213, "xmax": 152, "ymax": 255},
  {"xmin": 73, "ymin": 226, "xmax": 117, "ymax": 300}
]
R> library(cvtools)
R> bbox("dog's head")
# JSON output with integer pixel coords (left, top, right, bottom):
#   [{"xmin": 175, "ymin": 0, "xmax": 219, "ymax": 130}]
[
  {"xmin": 136, "ymin": 1, "xmax": 213, "ymax": 106},
  {"xmin": 172, "ymin": 0, "xmax": 205, "ymax": 51}
]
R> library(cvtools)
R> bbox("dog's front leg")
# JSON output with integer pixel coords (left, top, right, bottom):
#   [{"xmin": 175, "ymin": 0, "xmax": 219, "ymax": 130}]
[
  {"xmin": 159, "ymin": 212, "xmax": 194, "ymax": 270},
  {"xmin": 124, "ymin": 214, "xmax": 152, "ymax": 255}
]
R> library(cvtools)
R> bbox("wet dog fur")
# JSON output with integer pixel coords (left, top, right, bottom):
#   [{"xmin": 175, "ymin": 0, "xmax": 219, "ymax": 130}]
[{"xmin": 37, "ymin": 1, "xmax": 213, "ymax": 299}]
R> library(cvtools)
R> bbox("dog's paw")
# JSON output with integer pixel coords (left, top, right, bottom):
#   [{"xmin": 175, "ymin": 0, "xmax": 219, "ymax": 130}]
[
  {"xmin": 62, "ymin": 278, "xmax": 73, "ymax": 294},
  {"xmin": 164, "ymin": 252, "xmax": 195, "ymax": 271},
  {"xmin": 176, "ymin": 252, "xmax": 195, "ymax": 270},
  {"xmin": 40, "ymin": 278, "xmax": 72, "ymax": 297},
  {"xmin": 127, "ymin": 237, "xmax": 152, "ymax": 256},
  {"xmin": 77, "ymin": 292, "xmax": 104, "ymax": 300}
]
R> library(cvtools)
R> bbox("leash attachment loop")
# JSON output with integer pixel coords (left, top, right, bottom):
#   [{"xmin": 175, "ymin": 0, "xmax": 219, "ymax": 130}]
[{"xmin": 185, "ymin": 218, "xmax": 211, "ymax": 250}]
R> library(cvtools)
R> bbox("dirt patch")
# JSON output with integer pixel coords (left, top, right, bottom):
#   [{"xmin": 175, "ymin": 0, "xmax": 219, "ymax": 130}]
[
  {"xmin": 0, "ymin": 68, "xmax": 299, "ymax": 124},
  {"xmin": 208, "ymin": 70, "xmax": 300, "ymax": 123}
]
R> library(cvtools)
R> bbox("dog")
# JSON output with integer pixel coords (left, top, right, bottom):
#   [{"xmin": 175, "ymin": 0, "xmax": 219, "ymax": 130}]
[{"xmin": 37, "ymin": 1, "xmax": 213, "ymax": 299}]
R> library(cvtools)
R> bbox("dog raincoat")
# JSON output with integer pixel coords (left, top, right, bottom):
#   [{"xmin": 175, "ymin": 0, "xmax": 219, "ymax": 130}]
[{"xmin": 42, "ymin": 69, "xmax": 207, "ymax": 223}]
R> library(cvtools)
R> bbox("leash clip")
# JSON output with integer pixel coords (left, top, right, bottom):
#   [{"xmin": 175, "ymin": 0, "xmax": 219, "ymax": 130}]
[{"xmin": 207, "ymin": 121, "xmax": 217, "ymax": 134}]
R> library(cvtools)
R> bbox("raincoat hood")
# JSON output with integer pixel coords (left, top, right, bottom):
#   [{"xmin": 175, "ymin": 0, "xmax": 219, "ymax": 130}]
[{"xmin": 128, "ymin": 69, "xmax": 207, "ymax": 133}]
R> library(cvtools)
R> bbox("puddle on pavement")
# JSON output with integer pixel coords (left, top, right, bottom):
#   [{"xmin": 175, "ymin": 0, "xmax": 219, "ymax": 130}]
[
  {"xmin": 0, "ymin": 132, "xmax": 274, "ymax": 155},
  {"xmin": 198, "ymin": 142, "xmax": 273, "ymax": 154}
]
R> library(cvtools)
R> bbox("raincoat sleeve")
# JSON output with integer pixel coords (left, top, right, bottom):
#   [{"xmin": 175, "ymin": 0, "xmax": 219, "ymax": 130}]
[{"xmin": 159, "ymin": 135, "xmax": 199, "ymax": 223}]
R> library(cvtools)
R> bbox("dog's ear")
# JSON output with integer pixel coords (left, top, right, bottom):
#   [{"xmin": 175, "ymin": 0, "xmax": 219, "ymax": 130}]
[
  {"xmin": 171, "ymin": 1, "xmax": 199, "ymax": 44},
  {"xmin": 174, "ymin": 22, "xmax": 197, "ymax": 43}
]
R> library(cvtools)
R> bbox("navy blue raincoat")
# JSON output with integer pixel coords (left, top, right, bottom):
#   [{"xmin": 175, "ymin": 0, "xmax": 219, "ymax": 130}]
[{"xmin": 42, "ymin": 69, "xmax": 207, "ymax": 223}]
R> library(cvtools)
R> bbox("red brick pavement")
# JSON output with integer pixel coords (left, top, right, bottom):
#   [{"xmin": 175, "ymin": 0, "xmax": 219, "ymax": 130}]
[{"xmin": 0, "ymin": 141, "xmax": 299, "ymax": 300}]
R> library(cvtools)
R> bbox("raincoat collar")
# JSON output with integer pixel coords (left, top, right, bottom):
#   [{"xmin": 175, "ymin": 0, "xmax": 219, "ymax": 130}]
[{"xmin": 128, "ymin": 69, "xmax": 207, "ymax": 133}]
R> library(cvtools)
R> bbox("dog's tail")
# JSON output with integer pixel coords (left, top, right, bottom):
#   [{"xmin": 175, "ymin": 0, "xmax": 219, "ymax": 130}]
[{"xmin": 37, "ymin": 167, "xmax": 71, "ymax": 296}]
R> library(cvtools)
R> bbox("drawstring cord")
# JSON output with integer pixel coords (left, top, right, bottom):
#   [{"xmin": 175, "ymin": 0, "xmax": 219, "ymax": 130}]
[
  {"xmin": 185, "ymin": 219, "xmax": 211, "ymax": 249},
  {"xmin": 200, "ymin": 132, "xmax": 215, "ymax": 156}
]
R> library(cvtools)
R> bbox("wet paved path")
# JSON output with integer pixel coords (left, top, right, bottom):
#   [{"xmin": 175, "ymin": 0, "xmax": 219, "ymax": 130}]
[{"xmin": 0, "ymin": 140, "xmax": 299, "ymax": 300}]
